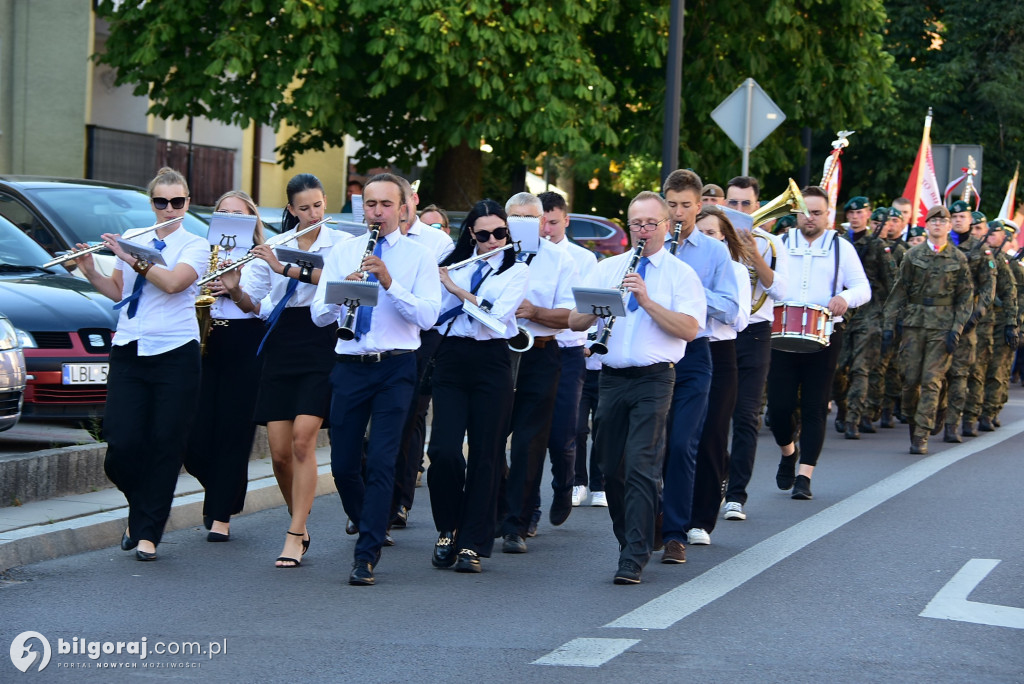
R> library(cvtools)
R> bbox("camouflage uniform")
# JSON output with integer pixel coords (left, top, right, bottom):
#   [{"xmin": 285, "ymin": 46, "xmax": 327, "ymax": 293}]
[
  {"xmin": 875, "ymin": 238, "xmax": 909, "ymax": 424},
  {"xmin": 939, "ymin": 234, "xmax": 995, "ymax": 440},
  {"xmin": 883, "ymin": 241, "xmax": 973, "ymax": 452},
  {"xmin": 843, "ymin": 231, "xmax": 895, "ymax": 438},
  {"xmin": 967, "ymin": 249, "xmax": 1017, "ymax": 429},
  {"xmin": 986, "ymin": 256, "xmax": 1024, "ymax": 421}
]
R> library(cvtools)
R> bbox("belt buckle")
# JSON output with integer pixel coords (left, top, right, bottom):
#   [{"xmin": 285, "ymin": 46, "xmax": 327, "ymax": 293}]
[{"xmin": 366, "ymin": 352, "xmax": 382, "ymax": 363}]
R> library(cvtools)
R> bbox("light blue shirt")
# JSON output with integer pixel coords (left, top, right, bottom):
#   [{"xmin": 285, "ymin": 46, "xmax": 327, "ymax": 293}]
[{"xmin": 670, "ymin": 228, "xmax": 741, "ymax": 338}]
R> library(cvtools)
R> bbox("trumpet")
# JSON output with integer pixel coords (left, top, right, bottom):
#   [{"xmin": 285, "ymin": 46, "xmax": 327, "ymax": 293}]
[
  {"xmin": 198, "ymin": 217, "xmax": 336, "ymax": 286},
  {"xmin": 337, "ymin": 224, "xmax": 382, "ymax": 341},
  {"xmin": 41, "ymin": 217, "xmax": 183, "ymax": 268},
  {"xmin": 444, "ymin": 242, "xmax": 518, "ymax": 269},
  {"xmin": 590, "ymin": 238, "xmax": 647, "ymax": 355},
  {"xmin": 746, "ymin": 179, "xmax": 804, "ymax": 313}
]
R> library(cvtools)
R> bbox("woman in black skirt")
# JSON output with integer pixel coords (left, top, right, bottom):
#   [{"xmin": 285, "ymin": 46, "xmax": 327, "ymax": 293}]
[
  {"xmin": 184, "ymin": 191, "xmax": 266, "ymax": 542},
  {"xmin": 427, "ymin": 199, "xmax": 529, "ymax": 573},
  {"xmin": 222, "ymin": 174, "xmax": 350, "ymax": 567}
]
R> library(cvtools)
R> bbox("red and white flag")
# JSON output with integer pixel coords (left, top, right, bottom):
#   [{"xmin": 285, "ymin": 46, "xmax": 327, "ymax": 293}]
[
  {"xmin": 902, "ymin": 109, "xmax": 942, "ymax": 226},
  {"xmin": 997, "ymin": 163, "xmax": 1019, "ymax": 221}
]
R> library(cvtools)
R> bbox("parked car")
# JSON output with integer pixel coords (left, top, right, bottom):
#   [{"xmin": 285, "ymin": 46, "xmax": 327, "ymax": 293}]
[
  {"xmin": 0, "ymin": 313, "xmax": 27, "ymax": 432},
  {"xmin": 0, "ymin": 176, "xmax": 209, "ymax": 277},
  {"xmin": 446, "ymin": 211, "xmax": 626, "ymax": 257},
  {"xmin": 0, "ymin": 215, "xmax": 118, "ymax": 422}
]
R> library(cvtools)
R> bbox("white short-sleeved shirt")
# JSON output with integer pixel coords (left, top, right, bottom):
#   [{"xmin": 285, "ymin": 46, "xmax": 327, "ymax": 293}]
[
  {"xmin": 519, "ymin": 239, "xmax": 581, "ymax": 338},
  {"xmin": 435, "ymin": 251, "xmax": 529, "ymax": 340},
  {"xmin": 406, "ymin": 218, "xmax": 455, "ymax": 264},
  {"xmin": 210, "ymin": 241, "xmax": 260, "ymax": 320},
  {"xmin": 550, "ymin": 238, "xmax": 598, "ymax": 347},
  {"xmin": 708, "ymin": 260, "xmax": 752, "ymax": 341},
  {"xmin": 243, "ymin": 226, "xmax": 352, "ymax": 311}
]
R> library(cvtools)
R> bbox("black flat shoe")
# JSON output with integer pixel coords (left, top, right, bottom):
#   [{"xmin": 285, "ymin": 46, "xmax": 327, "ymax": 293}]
[
  {"xmin": 776, "ymin": 450, "xmax": 798, "ymax": 491},
  {"xmin": 120, "ymin": 529, "xmax": 137, "ymax": 551},
  {"xmin": 348, "ymin": 560, "xmax": 375, "ymax": 586},
  {"xmin": 206, "ymin": 531, "xmax": 230, "ymax": 542},
  {"xmin": 135, "ymin": 549, "xmax": 157, "ymax": 561},
  {"xmin": 432, "ymin": 532, "xmax": 457, "ymax": 568},
  {"xmin": 454, "ymin": 548, "xmax": 481, "ymax": 573}
]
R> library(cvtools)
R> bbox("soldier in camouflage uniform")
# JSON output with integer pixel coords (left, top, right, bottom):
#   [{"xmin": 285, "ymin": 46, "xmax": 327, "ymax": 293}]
[
  {"xmin": 982, "ymin": 219, "xmax": 1023, "ymax": 428},
  {"xmin": 882, "ymin": 205, "xmax": 973, "ymax": 454},
  {"xmin": 842, "ymin": 198, "xmax": 895, "ymax": 439},
  {"xmin": 938, "ymin": 201, "xmax": 996, "ymax": 443},
  {"xmin": 873, "ymin": 207, "xmax": 909, "ymax": 428},
  {"xmin": 964, "ymin": 215, "xmax": 1016, "ymax": 434}
]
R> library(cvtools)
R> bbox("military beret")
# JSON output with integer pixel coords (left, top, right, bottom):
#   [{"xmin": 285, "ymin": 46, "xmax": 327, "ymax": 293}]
[
  {"xmin": 887, "ymin": 207, "xmax": 902, "ymax": 219},
  {"xmin": 949, "ymin": 199, "xmax": 971, "ymax": 214},
  {"xmin": 775, "ymin": 214, "xmax": 797, "ymax": 231},
  {"xmin": 871, "ymin": 208, "xmax": 887, "ymax": 222},
  {"xmin": 701, "ymin": 184, "xmax": 724, "ymax": 198},
  {"xmin": 844, "ymin": 196, "xmax": 870, "ymax": 211},
  {"xmin": 925, "ymin": 205, "xmax": 951, "ymax": 221},
  {"xmin": 908, "ymin": 225, "xmax": 925, "ymax": 239},
  {"xmin": 971, "ymin": 211, "xmax": 986, "ymax": 224}
]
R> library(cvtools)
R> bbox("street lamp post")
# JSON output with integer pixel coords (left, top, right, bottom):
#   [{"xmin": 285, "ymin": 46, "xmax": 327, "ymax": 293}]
[{"xmin": 661, "ymin": 0, "xmax": 685, "ymax": 185}]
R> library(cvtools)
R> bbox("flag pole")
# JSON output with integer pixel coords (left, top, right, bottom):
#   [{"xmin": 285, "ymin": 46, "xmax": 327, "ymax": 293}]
[{"xmin": 911, "ymin": 108, "xmax": 933, "ymax": 227}]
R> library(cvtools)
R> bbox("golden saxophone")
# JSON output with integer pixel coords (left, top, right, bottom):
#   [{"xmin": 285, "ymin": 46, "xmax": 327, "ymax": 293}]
[{"xmin": 196, "ymin": 245, "xmax": 221, "ymax": 356}]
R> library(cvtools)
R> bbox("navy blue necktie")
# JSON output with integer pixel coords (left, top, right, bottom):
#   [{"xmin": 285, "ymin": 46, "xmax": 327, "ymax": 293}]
[
  {"xmin": 257, "ymin": 276, "xmax": 300, "ymax": 356},
  {"xmin": 626, "ymin": 256, "xmax": 650, "ymax": 312},
  {"xmin": 436, "ymin": 259, "xmax": 489, "ymax": 326},
  {"xmin": 113, "ymin": 238, "xmax": 166, "ymax": 319},
  {"xmin": 353, "ymin": 239, "xmax": 384, "ymax": 341}
]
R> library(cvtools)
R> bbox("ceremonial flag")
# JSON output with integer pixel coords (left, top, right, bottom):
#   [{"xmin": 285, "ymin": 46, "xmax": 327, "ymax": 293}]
[
  {"xmin": 943, "ymin": 171, "xmax": 967, "ymax": 205},
  {"xmin": 902, "ymin": 109, "xmax": 942, "ymax": 226},
  {"xmin": 820, "ymin": 130, "xmax": 853, "ymax": 230},
  {"xmin": 997, "ymin": 163, "xmax": 1019, "ymax": 221}
]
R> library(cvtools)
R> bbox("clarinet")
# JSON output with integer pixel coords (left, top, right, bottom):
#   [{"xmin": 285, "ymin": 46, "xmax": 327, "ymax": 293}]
[
  {"xmin": 668, "ymin": 222, "xmax": 683, "ymax": 255},
  {"xmin": 337, "ymin": 224, "xmax": 382, "ymax": 341},
  {"xmin": 589, "ymin": 239, "xmax": 647, "ymax": 355}
]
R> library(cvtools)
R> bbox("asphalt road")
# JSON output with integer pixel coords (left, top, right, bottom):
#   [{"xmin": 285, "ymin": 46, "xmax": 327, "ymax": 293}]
[{"xmin": 2, "ymin": 396, "xmax": 1022, "ymax": 682}]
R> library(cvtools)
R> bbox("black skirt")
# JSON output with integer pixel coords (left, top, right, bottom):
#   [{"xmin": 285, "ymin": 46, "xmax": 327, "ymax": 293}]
[{"xmin": 253, "ymin": 307, "xmax": 336, "ymax": 423}]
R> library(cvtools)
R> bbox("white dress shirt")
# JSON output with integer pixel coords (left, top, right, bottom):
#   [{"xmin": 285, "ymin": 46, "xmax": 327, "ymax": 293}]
[
  {"xmin": 112, "ymin": 225, "xmax": 210, "ymax": 356},
  {"xmin": 551, "ymin": 238, "xmax": 599, "ymax": 347},
  {"xmin": 244, "ymin": 226, "xmax": 352, "ymax": 311},
  {"xmin": 406, "ymin": 218, "xmax": 455, "ymax": 264},
  {"xmin": 311, "ymin": 230, "xmax": 442, "ymax": 354},
  {"xmin": 781, "ymin": 228, "xmax": 871, "ymax": 322},
  {"xmin": 435, "ymin": 251, "xmax": 529, "ymax": 340},
  {"xmin": 583, "ymin": 246, "xmax": 706, "ymax": 368},
  {"xmin": 749, "ymin": 230, "xmax": 789, "ymax": 325},
  {"xmin": 518, "ymin": 239, "xmax": 580, "ymax": 339},
  {"xmin": 211, "ymin": 242, "xmax": 260, "ymax": 320},
  {"xmin": 708, "ymin": 260, "xmax": 752, "ymax": 341}
]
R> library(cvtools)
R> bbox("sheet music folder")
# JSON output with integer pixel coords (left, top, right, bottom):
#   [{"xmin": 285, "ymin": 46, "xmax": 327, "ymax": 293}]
[
  {"xmin": 324, "ymin": 280, "xmax": 380, "ymax": 307},
  {"xmin": 116, "ymin": 238, "xmax": 167, "ymax": 266},
  {"xmin": 572, "ymin": 287, "xmax": 627, "ymax": 318},
  {"xmin": 274, "ymin": 246, "xmax": 324, "ymax": 270}
]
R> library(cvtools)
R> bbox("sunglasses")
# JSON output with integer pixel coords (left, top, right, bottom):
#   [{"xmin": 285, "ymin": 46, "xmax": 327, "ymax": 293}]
[
  {"xmin": 152, "ymin": 196, "xmax": 188, "ymax": 210},
  {"xmin": 472, "ymin": 226, "xmax": 509, "ymax": 242},
  {"xmin": 429, "ymin": 222, "xmax": 446, "ymax": 230}
]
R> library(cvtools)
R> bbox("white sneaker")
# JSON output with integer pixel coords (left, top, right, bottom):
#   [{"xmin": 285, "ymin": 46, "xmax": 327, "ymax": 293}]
[
  {"xmin": 723, "ymin": 501, "xmax": 746, "ymax": 521},
  {"xmin": 687, "ymin": 528, "xmax": 711, "ymax": 545},
  {"xmin": 590, "ymin": 491, "xmax": 608, "ymax": 507},
  {"xmin": 571, "ymin": 485, "xmax": 588, "ymax": 507}
]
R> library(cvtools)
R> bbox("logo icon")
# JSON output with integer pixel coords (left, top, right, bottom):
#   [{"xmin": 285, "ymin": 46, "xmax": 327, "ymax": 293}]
[{"xmin": 10, "ymin": 632, "xmax": 51, "ymax": 673}]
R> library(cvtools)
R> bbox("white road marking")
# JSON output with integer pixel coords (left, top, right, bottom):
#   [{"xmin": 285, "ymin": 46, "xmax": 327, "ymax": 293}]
[
  {"xmin": 920, "ymin": 559, "xmax": 1024, "ymax": 629},
  {"xmin": 532, "ymin": 638, "xmax": 640, "ymax": 668}
]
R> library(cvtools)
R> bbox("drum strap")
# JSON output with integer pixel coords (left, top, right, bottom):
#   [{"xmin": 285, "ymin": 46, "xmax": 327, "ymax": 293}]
[{"xmin": 783, "ymin": 229, "xmax": 841, "ymax": 297}]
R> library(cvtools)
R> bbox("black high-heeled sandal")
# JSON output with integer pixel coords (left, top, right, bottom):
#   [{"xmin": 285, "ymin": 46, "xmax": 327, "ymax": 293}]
[
  {"xmin": 302, "ymin": 532, "xmax": 310, "ymax": 556},
  {"xmin": 275, "ymin": 531, "xmax": 304, "ymax": 568}
]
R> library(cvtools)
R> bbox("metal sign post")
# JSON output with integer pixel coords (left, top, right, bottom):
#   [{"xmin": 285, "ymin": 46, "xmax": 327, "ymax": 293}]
[{"xmin": 711, "ymin": 78, "xmax": 786, "ymax": 175}]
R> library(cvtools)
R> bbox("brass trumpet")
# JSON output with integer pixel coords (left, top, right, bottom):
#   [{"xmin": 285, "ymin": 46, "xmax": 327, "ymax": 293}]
[
  {"xmin": 590, "ymin": 238, "xmax": 647, "ymax": 355},
  {"xmin": 337, "ymin": 224, "xmax": 382, "ymax": 341},
  {"xmin": 746, "ymin": 179, "xmax": 806, "ymax": 313}
]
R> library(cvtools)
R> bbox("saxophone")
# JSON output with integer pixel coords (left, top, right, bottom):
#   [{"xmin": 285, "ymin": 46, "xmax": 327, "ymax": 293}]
[{"xmin": 196, "ymin": 245, "xmax": 221, "ymax": 356}]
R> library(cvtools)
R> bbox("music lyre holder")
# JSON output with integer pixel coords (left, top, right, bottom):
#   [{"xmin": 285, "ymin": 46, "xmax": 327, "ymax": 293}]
[
  {"xmin": 218, "ymin": 234, "xmax": 237, "ymax": 251},
  {"xmin": 573, "ymin": 287, "xmax": 627, "ymax": 318},
  {"xmin": 590, "ymin": 305, "xmax": 614, "ymax": 318},
  {"xmin": 325, "ymin": 280, "xmax": 380, "ymax": 308},
  {"xmin": 275, "ymin": 246, "xmax": 324, "ymax": 271}
]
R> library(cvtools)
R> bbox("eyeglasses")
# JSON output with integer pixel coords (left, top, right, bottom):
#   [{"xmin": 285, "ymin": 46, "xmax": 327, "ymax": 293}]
[
  {"xmin": 727, "ymin": 199, "xmax": 755, "ymax": 208},
  {"xmin": 152, "ymin": 196, "xmax": 188, "ymax": 210},
  {"xmin": 429, "ymin": 222, "xmax": 446, "ymax": 230},
  {"xmin": 926, "ymin": 217, "xmax": 950, "ymax": 225},
  {"xmin": 626, "ymin": 218, "xmax": 668, "ymax": 232},
  {"xmin": 472, "ymin": 226, "xmax": 509, "ymax": 242}
]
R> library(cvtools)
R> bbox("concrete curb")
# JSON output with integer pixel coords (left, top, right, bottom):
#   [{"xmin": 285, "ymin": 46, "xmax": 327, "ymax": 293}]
[{"xmin": 0, "ymin": 460, "xmax": 338, "ymax": 573}]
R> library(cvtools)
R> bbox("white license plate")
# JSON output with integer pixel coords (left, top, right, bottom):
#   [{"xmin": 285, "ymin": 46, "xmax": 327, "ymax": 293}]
[{"xmin": 62, "ymin": 363, "xmax": 109, "ymax": 385}]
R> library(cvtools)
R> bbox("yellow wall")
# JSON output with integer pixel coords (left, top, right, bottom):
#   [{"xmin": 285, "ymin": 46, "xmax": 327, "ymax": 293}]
[{"xmin": 241, "ymin": 122, "xmax": 347, "ymax": 212}]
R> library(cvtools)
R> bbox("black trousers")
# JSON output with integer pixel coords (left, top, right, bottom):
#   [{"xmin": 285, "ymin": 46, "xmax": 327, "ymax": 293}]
[
  {"xmin": 767, "ymin": 330, "xmax": 845, "ymax": 468},
  {"xmin": 391, "ymin": 329, "xmax": 443, "ymax": 516},
  {"xmin": 427, "ymin": 338, "xmax": 514, "ymax": 557},
  {"xmin": 595, "ymin": 364, "xmax": 675, "ymax": 569},
  {"xmin": 103, "ymin": 340, "xmax": 201, "ymax": 544},
  {"xmin": 500, "ymin": 342, "xmax": 561, "ymax": 537},
  {"xmin": 184, "ymin": 318, "xmax": 263, "ymax": 523},
  {"xmin": 690, "ymin": 340, "xmax": 738, "ymax": 533},
  {"xmin": 540, "ymin": 345, "xmax": 586, "ymax": 497},
  {"xmin": 574, "ymin": 369, "xmax": 605, "ymax": 491},
  {"xmin": 726, "ymin": 322, "xmax": 773, "ymax": 505}
]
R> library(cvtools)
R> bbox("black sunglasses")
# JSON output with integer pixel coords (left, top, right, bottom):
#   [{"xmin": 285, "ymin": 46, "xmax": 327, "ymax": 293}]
[
  {"xmin": 152, "ymin": 196, "xmax": 188, "ymax": 210},
  {"xmin": 472, "ymin": 226, "xmax": 509, "ymax": 242}
]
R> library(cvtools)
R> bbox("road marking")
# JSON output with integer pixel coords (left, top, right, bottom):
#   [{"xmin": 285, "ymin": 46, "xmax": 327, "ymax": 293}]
[
  {"xmin": 920, "ymin": 559, "xmax": 1024, "ymax": 629},
  {"xmin": 604, "ymin": 418, "xmax": 1023, "ymax": 630},
  {"xmin": 532, "ymin": 638, "xmax": 640, "ymax": 667}
]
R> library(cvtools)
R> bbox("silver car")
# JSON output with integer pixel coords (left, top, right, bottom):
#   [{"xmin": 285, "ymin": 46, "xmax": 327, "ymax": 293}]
[{"xmin": 0, "ymin": 313, "xmax": 27, "ymax": 431}]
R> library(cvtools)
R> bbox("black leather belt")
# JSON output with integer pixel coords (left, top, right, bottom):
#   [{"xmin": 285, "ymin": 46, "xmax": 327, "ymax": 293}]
[
  {"xmin": 336, "ymin": 349, "xmax": 414, "ymax": 363},
  {"xmin": 603, "ymin": 361, "xmax": 674, "ymax": 378}
]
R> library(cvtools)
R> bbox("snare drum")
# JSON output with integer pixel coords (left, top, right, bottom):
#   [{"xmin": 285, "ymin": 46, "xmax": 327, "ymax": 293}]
[{"xmin": 771, "ymin": 302, "xmax": 833, "ymax": 352}]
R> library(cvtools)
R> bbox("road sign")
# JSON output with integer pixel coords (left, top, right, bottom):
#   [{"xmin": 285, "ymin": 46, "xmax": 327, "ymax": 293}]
[{"xmin": 711, "ymin": 78, "xmax": 786, "ymax": 175}]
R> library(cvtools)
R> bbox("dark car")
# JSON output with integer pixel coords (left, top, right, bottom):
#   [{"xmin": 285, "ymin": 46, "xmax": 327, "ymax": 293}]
[
  {"xmin": 0, "ymin": 312, "xmax": 27, "ymax": 432},
  {"xmin": 0, "ymin": 176, "xmax": 209, "ymax": 277},
  {"xmin": 0, "ymin": 215, "xmax": 118, "ymax": 422},
  {"xmin": 567, "ymin": 214, "xmax": 628, "ymax": 256}
]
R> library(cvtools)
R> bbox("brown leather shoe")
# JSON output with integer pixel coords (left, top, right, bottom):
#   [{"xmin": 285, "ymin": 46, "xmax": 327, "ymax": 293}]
[{"xmin": 661, "ymin": 540, "xmax": 686, "ymax": 564}]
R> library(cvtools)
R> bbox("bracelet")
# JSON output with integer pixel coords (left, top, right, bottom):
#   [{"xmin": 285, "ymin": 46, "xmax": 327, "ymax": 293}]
[
  {"xmin": 231, "ymin": 292, "xmax": 245, "ymax": 305},
  {"xmin": 281, "ymin": 264, "xmax": 293, "ymax": 279},
  {"xmin": 299, "ymin": 266, "xmax": 313, "ymax": 283},
  {"xmin": 132, "ymin": 260, "xmax": 153, "ymax": 277}
]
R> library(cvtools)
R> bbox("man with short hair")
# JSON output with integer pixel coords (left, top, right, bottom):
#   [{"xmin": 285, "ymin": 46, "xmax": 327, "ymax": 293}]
[
  {"xmin": 949, "ymin": 198, "xmax": 973, "ymax": 246},
  {"xmin": 977, "ymin": 220, "xmax": 1022, "ymax": 429},
  {"xmin": 874, "ymin": 206, "xmax": 910, "ymax": 428},
  {"xmin": 883, "ymin": 205, "xmax": 974, "ymax": 454},
  {"xmin": 702, "ymin": 184, "xmax": 726, "ymax": 206},
  {"xmin": 893, "ymin": 197, "xmax": 913, "ymax": 239},
  {"xmin": 568, "ymin": 191, "xmax": 705, "ymax": 584}
]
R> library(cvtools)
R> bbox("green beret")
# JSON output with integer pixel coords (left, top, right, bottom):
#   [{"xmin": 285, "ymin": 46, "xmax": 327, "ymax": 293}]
[
  {"xmin": 887, "ymin": 207, "xmax": 901, "ymax": 219},
  {"xmin": 908, "ymin": 225, "xmax": 925, "ymax": 239},
  {"xmin": 971, "ymin": 211, "xmax": 986, "ymax": 224},
  {"xmin": 844, "ymin": 196, "xmax": 870, "ymax": 211},
  {"xmin": 949, "ymin": 199, "xmax": 971, "ymax": 214},
  {"xmin": 775, "ymin": 214, "xmax": 797, "ymax": 230},
  {"xmin": 871, "ymin": 208, "xmax": 887, "ymax": 222}
]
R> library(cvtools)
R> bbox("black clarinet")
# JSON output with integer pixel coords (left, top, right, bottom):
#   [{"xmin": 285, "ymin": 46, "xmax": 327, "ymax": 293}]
[
  {"xmin": 590, "ymin": 239, "xmax": 647, "ymax": 355},
  {"xmin": 337, "ymin": 224, "xmax": 382, "ymax": 341}
]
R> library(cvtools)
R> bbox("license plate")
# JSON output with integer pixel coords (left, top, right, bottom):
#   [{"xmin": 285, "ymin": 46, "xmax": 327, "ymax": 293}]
[{"xmin": 62, "ymin": 363, "xmax": 109, "ymax": 385}]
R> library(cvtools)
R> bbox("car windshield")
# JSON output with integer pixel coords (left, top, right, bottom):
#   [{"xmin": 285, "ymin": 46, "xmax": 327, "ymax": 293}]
[
  {"xmin": 0, "ymin": 215, "xmax": 54, "ymax": 266},
  {"xmin": 22, "ymin": 185, "xmax": 208, "ymax": 243}
]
